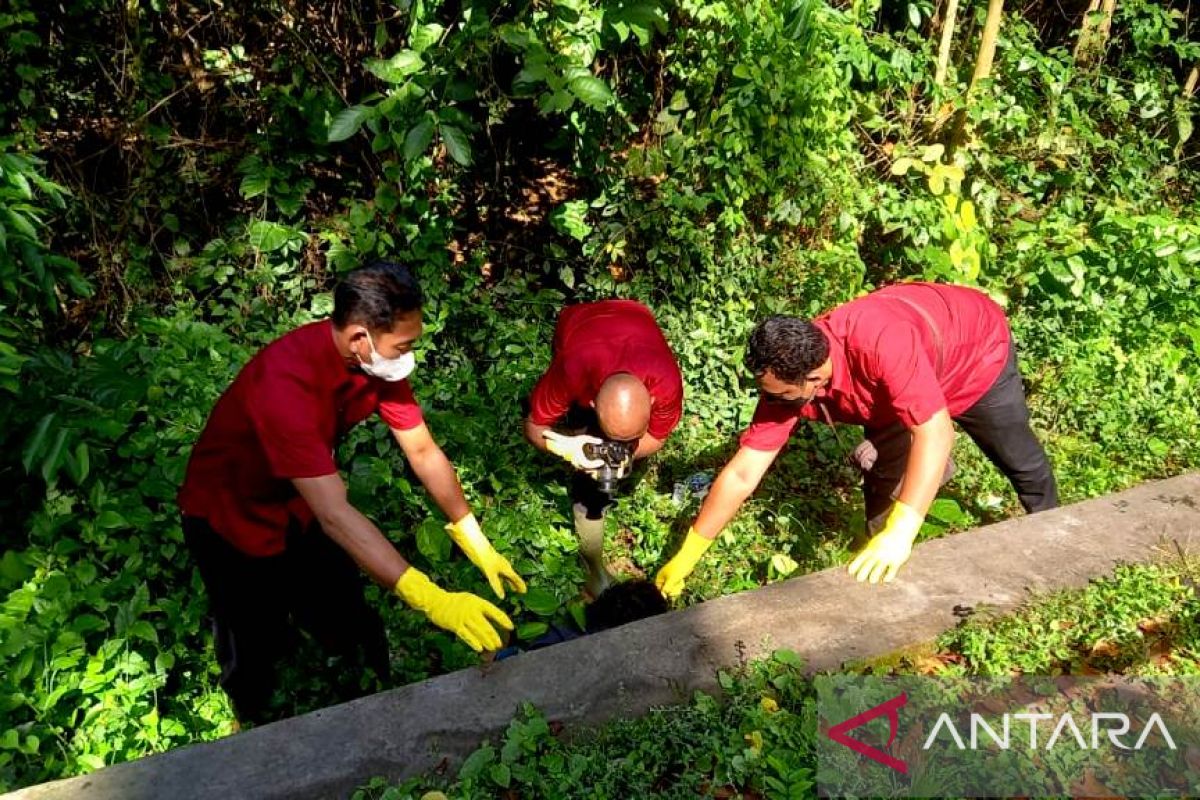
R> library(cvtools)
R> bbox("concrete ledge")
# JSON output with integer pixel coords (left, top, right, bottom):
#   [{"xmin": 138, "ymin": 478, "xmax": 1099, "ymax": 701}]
[{"xmin": 9, "ymin": 473, "xmax": 1200, "ymax": 800}]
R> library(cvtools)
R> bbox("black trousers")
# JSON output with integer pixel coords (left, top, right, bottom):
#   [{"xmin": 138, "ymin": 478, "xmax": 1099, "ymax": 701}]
[
  {"xmin": 862, "ymin": 341, "xmax": 1058, "ymax": 533},
  {"xmin": 182, "ymin": 516, "xmax": 390, "ymax": 724}
]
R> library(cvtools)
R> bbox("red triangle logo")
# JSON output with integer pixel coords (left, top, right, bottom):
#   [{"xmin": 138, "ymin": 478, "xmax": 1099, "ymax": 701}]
[{"xmin": 825, "ymin": 692, "xmax": 909, "ymax": 774}]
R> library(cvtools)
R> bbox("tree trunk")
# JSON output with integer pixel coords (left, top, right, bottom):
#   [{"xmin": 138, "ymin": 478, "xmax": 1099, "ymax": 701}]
[
  {"xmin": 948, "ymin": 0, "xmax": 1004, "ymax": 153},
  {"xmin": 1184, "ymin": 64, "xmax": 1199, "ymax": 98},
  {"xmin": 934, "ymin": 0, "xmax": 960, "ymax": 88},
  {"xmin": 1074, "ymin": 0, "xmax": 1117, "ymax": 67}
]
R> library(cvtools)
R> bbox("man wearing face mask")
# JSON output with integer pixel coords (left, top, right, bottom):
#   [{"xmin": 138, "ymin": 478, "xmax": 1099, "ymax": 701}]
[
  {"xmin": 655, "ymin": 281, "xmax": 1057, "ymax": 598},
  {"xmin": 524, "ymin": 299, "xmax": 684, "ymax": 596},
  {"xmin": 178, "ymin": 261, "xmax": 525, "ymax": 724}
]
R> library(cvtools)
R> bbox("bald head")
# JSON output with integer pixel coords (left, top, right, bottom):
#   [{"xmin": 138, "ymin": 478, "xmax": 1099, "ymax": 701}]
[{"xmin": 594, "ymin": 373, "xmax": 651, "ymax": 441}]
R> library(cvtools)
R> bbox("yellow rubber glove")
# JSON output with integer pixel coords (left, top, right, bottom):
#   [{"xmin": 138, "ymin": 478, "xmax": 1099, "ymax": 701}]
[
  {"xmin": 847, "ymin": 500, "xmax": 925, "ymax": 584},
  {"xmin": 654, "ymin": 527, "xmax": 715, "ymax": 599},
  {"xmin": 446, "ymin": 513, "xmax": 527, "ymax": 599},
  {"xmin": 394, "ymin": 567, "xmax": 513, "ymax": 652},
  {"xmin": 543, "ymin": 430, "xmax": 605, "ymax": 471}
]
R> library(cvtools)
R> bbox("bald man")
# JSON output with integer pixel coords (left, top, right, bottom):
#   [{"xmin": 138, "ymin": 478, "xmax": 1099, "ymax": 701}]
[{"xmin": 525, "ymin": 300, "xmax": 684, "ymax": 595}]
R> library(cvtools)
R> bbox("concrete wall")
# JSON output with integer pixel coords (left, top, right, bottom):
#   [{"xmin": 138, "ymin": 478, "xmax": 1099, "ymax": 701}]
[{"xmin": 9, "ymin": 473, "xmax": 1200, "ymax": 800}]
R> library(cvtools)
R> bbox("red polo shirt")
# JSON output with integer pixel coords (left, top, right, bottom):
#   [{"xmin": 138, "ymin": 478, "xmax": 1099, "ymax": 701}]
[
  {"xmin": 528, "ymin": 300, "xmax": 684, "ymax": 440},
  {"xmin": 178, "ymin": 320, "xmax": 424, "ymax": 556},
  {"xmin": 740, "ymin": 283, "xmax": 1011, "ymax": 451}
]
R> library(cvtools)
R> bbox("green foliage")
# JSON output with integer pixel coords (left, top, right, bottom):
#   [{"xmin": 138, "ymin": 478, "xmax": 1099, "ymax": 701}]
[
  {"xmin": 353, "ymin": 650, "xmax": 816, "ymax": 799},
  {"xmin": 1, "ymin": 0, "xmax": 1199, "ymax": 791}
]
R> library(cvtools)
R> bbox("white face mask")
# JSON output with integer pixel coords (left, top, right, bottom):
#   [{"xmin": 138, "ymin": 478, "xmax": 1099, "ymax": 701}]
[{"xmin": 357, "ymin": 332, "xmax": 416, "ymax": 382}]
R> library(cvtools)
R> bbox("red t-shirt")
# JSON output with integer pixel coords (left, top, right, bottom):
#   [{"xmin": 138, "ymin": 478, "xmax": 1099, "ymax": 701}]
[
  {"xmin": 178, "ymin": 320, "xmax": 424, "ymax": 556},
  {"xmin": 528, "ymin": 300, "xmax": 684, "ymax": 440},
  {"xmin": 740, "ymin": 283, "xmax": 1011, "ymax": 451}
]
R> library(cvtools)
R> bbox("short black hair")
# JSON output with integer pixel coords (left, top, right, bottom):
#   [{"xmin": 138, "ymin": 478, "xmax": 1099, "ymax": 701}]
[
  {"xmin": 332, "ymin": 261, "xmax": 423, "ymax": 332},
  {"xmin": 745, "ymin": 316, "xmax": 830, "ymax": 383},
  {"xmin": 585, "ymin": 580, "xmax": 668, "ymax": 632}
]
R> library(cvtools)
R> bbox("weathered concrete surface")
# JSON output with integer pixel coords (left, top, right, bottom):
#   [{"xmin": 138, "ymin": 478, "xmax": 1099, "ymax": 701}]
[{"xmin": 9, "ymin": 473, "xmax": 1200, "ymax": 800}]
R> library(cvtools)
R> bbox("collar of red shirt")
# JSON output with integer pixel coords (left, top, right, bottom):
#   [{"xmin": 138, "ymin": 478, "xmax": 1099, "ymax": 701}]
[{"xmin": 318, "ymin": 319, "xmax": 360, "ymax": 385}]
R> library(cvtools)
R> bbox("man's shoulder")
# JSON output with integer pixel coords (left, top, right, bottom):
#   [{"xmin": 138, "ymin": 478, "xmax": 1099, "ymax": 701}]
[{"xmin": 244, "ymin": 320, "xmax": 336, "ymax": 390}]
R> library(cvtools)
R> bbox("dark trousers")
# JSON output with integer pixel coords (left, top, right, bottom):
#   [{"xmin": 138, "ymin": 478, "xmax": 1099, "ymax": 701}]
[
  {"xmin": 862, "ymin": 342, "xmax": 1059, "ymax": 533},
  {"xmin": 182, "ymin": 516, "xmax": 390, "ymax": 725}
]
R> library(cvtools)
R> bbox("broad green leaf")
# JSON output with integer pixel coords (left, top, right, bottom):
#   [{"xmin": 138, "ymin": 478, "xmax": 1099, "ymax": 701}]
[
  {"xmin": 327, "ymin": 105, "xmax": 371, "ymax": 143},
  {"xmin": 129, "ymin": 620, "xmax": 159, "ymax": 644},
  {"xmin": 410, "ymin": 23, "xmax": 445, "ymax": 53},
  {"xmin": 516, "ymin": 620, "xmax": 549, "ymax": 640},
  {"xmin": 21, "ymin": 413, "xmax": 55, "ymax": 473},
  {"xmin": 248, "ymin": 220, "xmax": 295, "ymax": 252},
  {"xmin": 489, "ymin": 763, "xmax": 512, "ymax": 788},
  {"xmin": 366, "ymin": 51, "xmax": 424, "ymax": 84},
  {"xmin": 773, "ymin": 649, "xmax": 804, "ymax": 667},
  {"xmin": 771, "ymin": 553, "xmax": 799, "ymax": 576},
  {"xmin": 96, "ymin": 510, "xmax": 128, "ymax": 529},
  {"xmin": 403, "ymin": 118, "xmax": 435, "ymax": 161},
  {"xmin": 921, "ymin": 143, "xmax": 945, "ymax": 162},
  {"xmin": 40, "ymin": 427, "xmax": 69, "ymax": 483},
  {"xmin": 890, "ymin": 157, "xmax": 916, "ymax": 176},
  {"xmin": 458, "ymin": 744, "xmax": 495, "ymax": 780},
  {"xmin": 523, "ymin": 586, "xmax": 559, "ymax": 616},
  {"xmin": 239, "ymin": 173, "xmax": 270, "ymax": 199},
  {"xmin": 439, "ymin": 124, "xmax": 472, "ymax": 166},
  {"xmin": 415, "ymin": 518, "xmax": 452, "ymax": 562},
  {"xmin": 568, "ymin": 74, "xmax": 615, "ymax": 110},
  {"xmin": 73, "ymin": 442, "xmax": 90, "ymax": 484},
  {"xmin": 0, "ymin": 550, "xmax": 32, "ymax": 585}
]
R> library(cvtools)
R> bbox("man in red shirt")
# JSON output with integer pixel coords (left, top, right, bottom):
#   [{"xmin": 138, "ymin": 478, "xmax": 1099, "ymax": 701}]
[
  {"xmin": 655, "ymin": 282, "xmax": 1057, "ymax": 596},
  {"xmin": 524, "ymin": 299, "xmax": 684, "ymax": 595},
  {"xmin": 179, "ymin": 261, "xmax": 525, "ymax": 724}
]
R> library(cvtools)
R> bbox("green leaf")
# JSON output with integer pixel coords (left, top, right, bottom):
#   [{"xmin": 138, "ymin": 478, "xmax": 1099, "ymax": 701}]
[
  {"xmin": 41, "ymin": 573, "xmax": 71, "ymax": 600},
  {"xmin": 0, "ymin": 550, "xmax": 32, "ymax": 585},
  {"xmin": 458, "ymin": 744, "xmax": 495, "ymax": 780},
  {"xmin": 327, "ymin": 105, "xmax": 371, "ymax": 143},
  {"xmin": 248, "ymin": 220, "xmax": 296, "ymax": 252},
  {"xmin": 70, "ymin": 614, "xmax": 108, "ymax": 634},
  {"xmin": 567, "ymin": 74, "xmax": 615, "ymax": 110},
  {"xmin": 73, "ymin": 442, "xmax": 90, "ymax": 484},
  {"xmin": 403, "ymin": 118, "xmax": 435, "ymax": 161},
  {"xmin": 523, "ymin": 586, "xmax": 559, "ymax": 616},
  {"xmin": 770, "ymin": 553, "xmax": 799, "ymax": 576},
  {"xmin": 239, "ymin": 173, "xmax": 270, "ymax": 199},
  {"xmin": 1147, "ymin": 437, "xmax": 1169, "ymax": 457},
  {"xmin": 96, "ymin": 510, "xmax": 128, "ymax": 529},
  {"xmin": 516, "ymin": 620, "xmax": 549, "ymax": 640},
  {"xmin": 129, "ymin": 620, "xmax": 159, "ymax": 645},
  {"xmin": 366, "ymin": 51, "xmax": 424, "ymax": 84},
  {"xmin": 489, "ymin": 763, "xmax": 511, "ymax": 788},
  {"xmin": 40, "ymin": 427, "xmax": 69, "ymax": 483},
  {"xmin": 415, "ymin": 518, "xmax": 452, "ymax": 562},
  {"xmin": 21, "ymin": 412, "xmax": 55, "ymax": 474},
  {"xmin": 773, "ymin": 649, "xmax": 803, "ymax": 668},
  {"xmin": 155, "ymin": 652, "xmax": 176, "ymax": 673},
  {"xmin": 927, "ymin": 497, "xmax": 970, "ymax": 526},
  {"xmin": 890, "ymin": 157, "xmax": 916, "ymax": 176},
  {"xmin": 439, "ymin": 124, "xmax": 472, "ymax": 166},
  {"xmin": 410, "ymin": 23, "xmax": 445, "ymax": 53}
]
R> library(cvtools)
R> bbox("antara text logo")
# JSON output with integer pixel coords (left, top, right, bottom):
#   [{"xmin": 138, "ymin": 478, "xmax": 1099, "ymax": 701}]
[{"xmin": 825, "ymin": 692, "xmax": 1177, "ymax": 774}]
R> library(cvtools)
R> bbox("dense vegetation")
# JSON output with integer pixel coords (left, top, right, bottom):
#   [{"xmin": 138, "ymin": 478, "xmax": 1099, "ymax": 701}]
[
  {"xmin": 354, "ymin": 557, "xmax": 1200, "ymax": 799},
  {"xmin": 1, "ymin": 0, "xmax": 1197, "ymax": 791}
]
